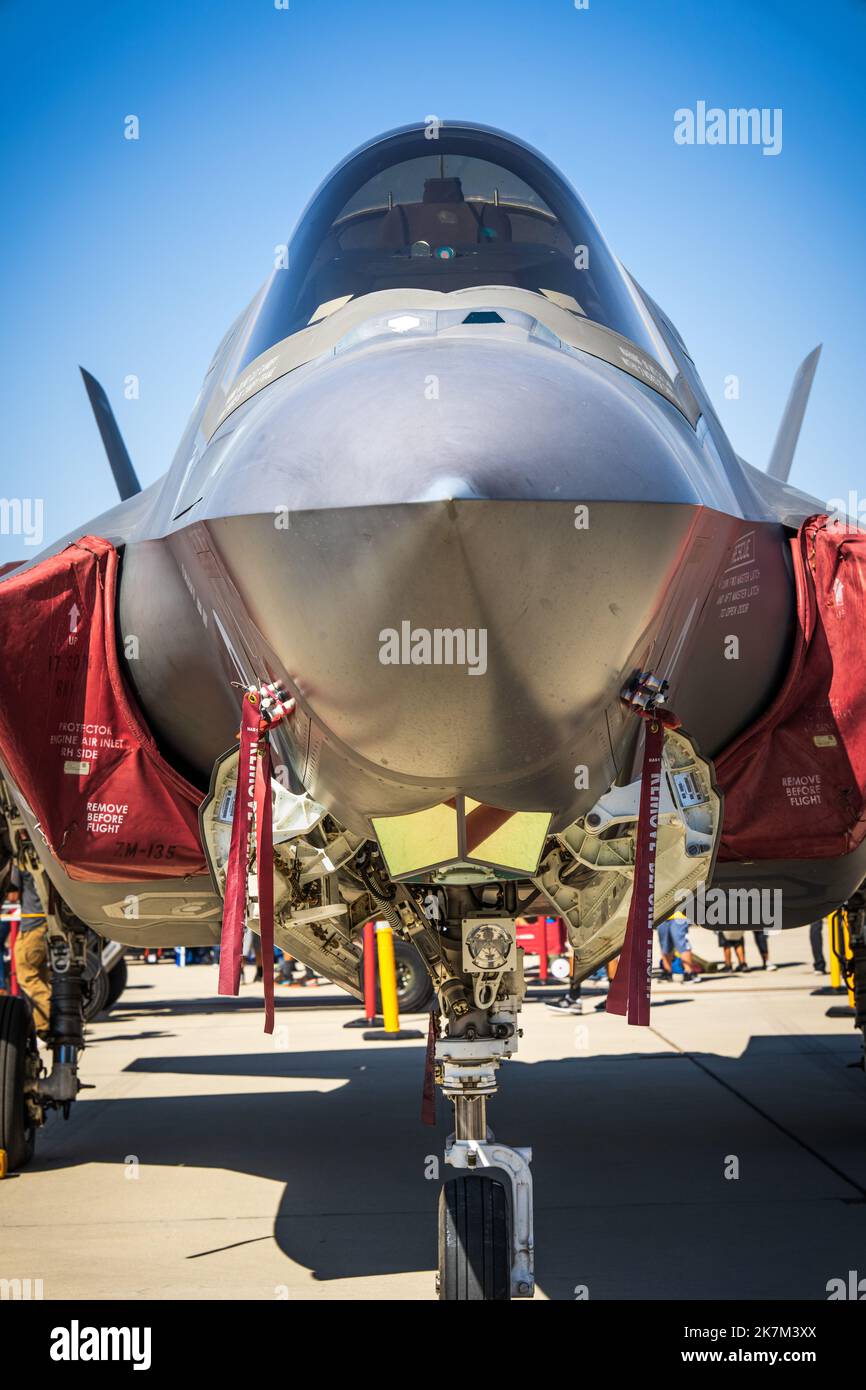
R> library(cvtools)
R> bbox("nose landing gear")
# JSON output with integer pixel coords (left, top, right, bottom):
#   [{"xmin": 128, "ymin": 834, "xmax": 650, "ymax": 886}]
[{"xmin": 433, "ymin": 940, "xmax": 534, "ymax": 1301}]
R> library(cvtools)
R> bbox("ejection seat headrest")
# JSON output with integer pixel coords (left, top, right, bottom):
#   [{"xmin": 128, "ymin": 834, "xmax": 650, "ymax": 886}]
[{"xmin": 422, "ymin": 177, "xmax": 465, "ymax": 204}]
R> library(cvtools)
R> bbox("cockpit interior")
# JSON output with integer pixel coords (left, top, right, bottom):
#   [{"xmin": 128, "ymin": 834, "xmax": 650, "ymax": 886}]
[{"xmin": 239, "ymin": 126, "xmax": 667, "ymax": 370}]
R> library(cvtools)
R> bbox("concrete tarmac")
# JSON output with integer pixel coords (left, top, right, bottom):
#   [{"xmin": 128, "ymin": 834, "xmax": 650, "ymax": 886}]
[{"xmin": 2, "ymin": 925, "xmax": 865, "ymax": 1301}]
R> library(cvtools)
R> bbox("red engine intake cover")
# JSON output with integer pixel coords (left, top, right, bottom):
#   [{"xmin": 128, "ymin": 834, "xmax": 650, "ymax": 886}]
[
  {"xmin": 0, "ymin": 536, "xmax": 207, "ymax": 882},
  {"xmin": 716, "ymin": 515, "xmax": 866, "ymax": 860}
]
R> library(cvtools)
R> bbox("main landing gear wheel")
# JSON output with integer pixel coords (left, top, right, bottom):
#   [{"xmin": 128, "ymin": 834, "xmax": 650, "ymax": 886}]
[
  {"xmin": 438, "ymin": 1175, "xmax": 511, "ymax": 1301},
  {"xmin": 82, "ymin": 967, "xmax": 110, "ymax": 1021},
  {"xmin": 0, "ymin": 995, "xmax": 37, "ymax": 1170}
]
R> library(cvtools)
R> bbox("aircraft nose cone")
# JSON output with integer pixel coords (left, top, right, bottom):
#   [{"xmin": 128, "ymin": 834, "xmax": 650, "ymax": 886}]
[
  {"xmin": 210, "ymin": 494, "xmax": 701, "ymax": 831},
  {"xmin": 412, "ymin": 474, "xmax": 485, "ymax": 502}
]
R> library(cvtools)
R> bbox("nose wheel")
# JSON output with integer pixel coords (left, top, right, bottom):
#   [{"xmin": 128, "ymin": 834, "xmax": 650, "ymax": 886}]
[{"xmin": 438, "ymin": 1174, "xmax": 511, "ymax": 1301}]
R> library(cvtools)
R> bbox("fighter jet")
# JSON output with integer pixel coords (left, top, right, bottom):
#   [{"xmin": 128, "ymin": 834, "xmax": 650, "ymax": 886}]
[{"xmin": 2, "ymin": 121, "xmax": 865, "ymax": 1300}]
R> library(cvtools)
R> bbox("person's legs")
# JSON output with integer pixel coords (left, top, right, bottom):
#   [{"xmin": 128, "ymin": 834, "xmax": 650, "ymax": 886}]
[
  {"xmin": 657, "ymin": 921, "xmax": 675, "ymax": 976},
  {"xmin": 673, "ymin": 920, "xmax": 700, "ymax": 978},
  {"xmin": 547, "ymin": 953, "xmax": 584, "ymax": 1012},
  {"xmin": 680, "ymin": 949, "xmax": 701, "ymax": 976},
  {"xmin": 810, "ymin": 920, "xmax": 826, "ymax": 972},
  {"xmin": 14, "ymin": 926, "xmax": 50, "ymax": 1036},
  {"xmin": 754, "ymin": 929, "xmax": 774, "ymax": 969},
  {"xmin": 735, "ymin": 942, "xmax": 746, "ymax": 969}
]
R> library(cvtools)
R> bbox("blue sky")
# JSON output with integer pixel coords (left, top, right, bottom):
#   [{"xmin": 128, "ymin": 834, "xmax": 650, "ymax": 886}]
[{"xmin": 1, "ymin": 0, "xmax": 864, "ymax": 561}]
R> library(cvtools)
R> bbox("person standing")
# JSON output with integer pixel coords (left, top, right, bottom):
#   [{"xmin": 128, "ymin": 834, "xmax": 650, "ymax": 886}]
[
  {"xmin": 0, "ymin": 911, "xmax": 10, "ymax": 992},
  {"xmin": 719, "ymin": 930, "xmax": 747, "ymax": 972},
  {"xmin": 753, "ymin": 929, "xmax": 778, "ymax": 971},
  {"xmin": 0, "ymin": 839, "xmax": 11, "ymax": 992},
  {"xmin": 7, "ymin": 862, "xmax": 51, "ymax": 1037},
  {"xmin": 658, "ymin": 910, "xmax": 702, "ymax": 982},
  {"xmin": 546, "ymin": 951, "xmax": 584, "ymax": 1013},
  {"xmin": 809, "ymin": 919, "xmax": 826, "ymax": 974}
]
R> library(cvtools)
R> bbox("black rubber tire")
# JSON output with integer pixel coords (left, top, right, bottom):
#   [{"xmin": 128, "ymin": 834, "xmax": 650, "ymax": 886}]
[
  {"xmin": 0, "ymin": 994, "xmax": 37, "ymax": 1171},
  {"xmin": 374, "ymin": 939, "xmax": 434, "ymax": 1014},
  {"xmin": 438, "ymin": 1176, "xmax": 511, "ymax": 1301},
  {"xmin": 104, "ymin": 956, "xmax": 128, "ymax": 1012}
]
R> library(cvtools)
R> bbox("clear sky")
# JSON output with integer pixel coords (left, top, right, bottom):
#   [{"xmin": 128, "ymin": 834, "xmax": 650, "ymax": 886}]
[{"xmin": 1, "ymin": 0, "xmax": 864, "ymax": 562}]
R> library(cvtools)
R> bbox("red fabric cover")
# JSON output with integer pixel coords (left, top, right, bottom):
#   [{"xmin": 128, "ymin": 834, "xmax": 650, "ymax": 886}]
[
  {"xmin": 716, "ymin": 516, "xmax": 866, "ymax": 861},
  {"xmin": 218, "ymin": 692, "xmax": 258, "ymax": 1000},
  {"xmin": 606, "ymin": 716, "xmax": 664, "ymax": 1025},
  {"xmin": 0, "ymin": 536, "xmax": 207, "ymax": 882}
]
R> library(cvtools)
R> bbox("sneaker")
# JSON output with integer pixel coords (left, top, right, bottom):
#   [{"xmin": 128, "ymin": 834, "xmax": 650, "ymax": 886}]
[
  {"xmin": 735, "ymin": 963, "xmax": 749, "ymax": 973},
  {"xmin": 764, "ymin": 962, "xmax": 778, "ymax": 971},
  {"xmin": 683, "ymin": 972, "xmax": 702, "ymax": 983},
  {"xmin": 545, "ymin": 995, "xmax": 584, "ymax": 1014}
]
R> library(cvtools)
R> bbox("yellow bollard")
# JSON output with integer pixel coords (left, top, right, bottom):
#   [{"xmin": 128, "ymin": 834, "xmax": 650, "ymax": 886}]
[
  {"xmin": 843, "ymin": 912, "xmax": 856, "ymax": 1011},
  {"xmin": 830, "ymin": 912, "xmax": 843, "ymax": 991},
  {"xmin": 376, "ymin": 921, "xmax": 400, "ymax": 1034},
  {"xmin": 0, "ymin": 1149, "xmax": 7, "ymax": 1179},
  {"xmin": 360, "ymin": 922, "xmax": 424, "ymax": 1041}
]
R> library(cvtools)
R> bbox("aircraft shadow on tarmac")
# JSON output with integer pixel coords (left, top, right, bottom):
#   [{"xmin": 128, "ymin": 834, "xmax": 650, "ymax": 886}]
[{"xmin": 36, "ymin": 1024, "xmax": 866, "ymax": 1300}]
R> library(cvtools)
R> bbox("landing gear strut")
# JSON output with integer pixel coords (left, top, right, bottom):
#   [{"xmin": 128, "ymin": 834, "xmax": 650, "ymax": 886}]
[{"xmin": 38, "ymin": 931, "xmax": 87, "ymax": 1118}]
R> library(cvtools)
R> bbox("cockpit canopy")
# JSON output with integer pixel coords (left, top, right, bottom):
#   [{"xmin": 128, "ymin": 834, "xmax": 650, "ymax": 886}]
[{"xmin": 241, "ymin": 124, "xmax": 666, "ymax": 369}]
